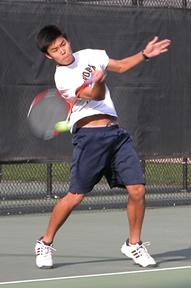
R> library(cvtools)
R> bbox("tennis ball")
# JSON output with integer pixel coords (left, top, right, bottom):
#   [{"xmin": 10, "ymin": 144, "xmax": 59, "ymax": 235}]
[{"xmin": 55, "ymin": 121, "xmax": 70, "ymax": 132}]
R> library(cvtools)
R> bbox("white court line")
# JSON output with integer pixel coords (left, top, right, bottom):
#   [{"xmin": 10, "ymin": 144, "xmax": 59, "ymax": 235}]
[{"xmin": 0, "ymin": 265, "xmax": 191, "ymax": 285}]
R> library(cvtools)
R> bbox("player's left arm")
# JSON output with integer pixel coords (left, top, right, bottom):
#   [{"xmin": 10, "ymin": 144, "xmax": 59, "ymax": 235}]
[{"xmin": 106, "ymin": 36, "xmax": 171, "ymax": 74}]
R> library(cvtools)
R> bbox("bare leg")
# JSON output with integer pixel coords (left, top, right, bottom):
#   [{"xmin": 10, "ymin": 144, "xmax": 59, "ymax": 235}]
[
  {"xmin": 126, "ymin": 184, "xmax": 145, "ymax": 244},
  {"xmin": 42, "ymin": 192, "xmax": 85, "ymax": 243}
]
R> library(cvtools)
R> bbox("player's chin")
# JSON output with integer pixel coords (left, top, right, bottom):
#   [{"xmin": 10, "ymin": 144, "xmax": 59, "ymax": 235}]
[{"xmin": 59, "ymin": 56, "xmax": 74, "ymax": 66}]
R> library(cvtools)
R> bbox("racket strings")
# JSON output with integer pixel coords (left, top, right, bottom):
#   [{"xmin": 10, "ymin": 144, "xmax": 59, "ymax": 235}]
[{"xmin": 28, "ymin": 97, "xmax": 68, "ymax": 139}]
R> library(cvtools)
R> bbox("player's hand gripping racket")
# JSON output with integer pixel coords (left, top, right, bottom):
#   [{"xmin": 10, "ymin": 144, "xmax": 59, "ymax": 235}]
[{"xmin": 27, "ymin": 74, "xmax": 95, "ymax": 140}]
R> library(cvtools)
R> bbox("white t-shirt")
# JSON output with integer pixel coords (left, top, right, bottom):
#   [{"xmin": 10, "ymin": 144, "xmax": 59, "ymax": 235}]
[{"xmin": 54, "ymin": 49, "xmax": 118, "ymax": 132}]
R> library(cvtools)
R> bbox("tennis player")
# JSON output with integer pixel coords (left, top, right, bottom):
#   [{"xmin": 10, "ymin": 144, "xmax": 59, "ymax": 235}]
[{"xmin": 35, "ymin": 24, "xmax": 171, "ymax": 268}]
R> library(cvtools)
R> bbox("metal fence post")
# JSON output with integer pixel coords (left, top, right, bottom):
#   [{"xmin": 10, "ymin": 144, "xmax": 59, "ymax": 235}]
[
  {"xmin": 0, "ymin": 165, "xmax": 2, "ymax": 182},
  {"xmin": 182, "ymin": 157, "xmax": 187, "ymax": 191},
  {"xmin": 141, "ymin": 160, "xmax": 145, "ymax": 178},
  {"xmin": 46, "ymin": 163, "xmax": 52, "ymax": 199},
  {"xmin": 182, "ymin": 0, "xmax": 187, "ymax": 8},
  {"xmin": 132, "ymin": 0, "xmax": 137, "ymax": 5},
  {"xmin": 46, "ymin": 163, "xmax": 58, "ymax": 199}
]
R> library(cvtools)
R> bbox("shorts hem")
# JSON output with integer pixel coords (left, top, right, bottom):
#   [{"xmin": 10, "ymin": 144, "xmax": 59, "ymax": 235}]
[{"xmin": 69, "ymin": 189, "xmax": 91, "ymax": 195}]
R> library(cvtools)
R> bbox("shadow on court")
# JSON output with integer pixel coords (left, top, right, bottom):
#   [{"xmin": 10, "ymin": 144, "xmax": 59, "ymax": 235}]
[
  {"xmin": 45, "ymin": 245, "xmax": 191, "ymax": 269},
  {"xmin": 154, "ymin": 247, "xmax": 191, "ymax": 266}
]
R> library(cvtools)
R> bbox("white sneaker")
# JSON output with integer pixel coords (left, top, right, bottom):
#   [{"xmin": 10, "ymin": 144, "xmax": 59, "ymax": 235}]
[
  {"xmin": 121, "ymin": 240, "xmax": 156, "ymax": 267},
  {"xmin": 35, "ymin": 239, "xmax": 56, "ymax": 268}
]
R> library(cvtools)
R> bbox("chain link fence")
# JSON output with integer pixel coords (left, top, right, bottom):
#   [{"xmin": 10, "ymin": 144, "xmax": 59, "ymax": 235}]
[
  {"xmin": 0, "ymin": 157, "xmax": 191, "ymax": 216},
  {"xmin": 62, "ymin": 0, "xmax": 190, "ymax": 8},
  {"xmin": 4, "ymin": 0, "xmax": 191, "ymax": 8}
]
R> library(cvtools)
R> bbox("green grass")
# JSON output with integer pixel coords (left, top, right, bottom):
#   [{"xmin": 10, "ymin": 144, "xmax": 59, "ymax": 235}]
[
  {"xmin": 145, "ymin": 162, "xmax": 183, "ymax": 185},
  {"xmin": 0, "ymin": 161, "xmax": 190, "ymax": 186},
  {"xmin": 0, "ymin": 163, "xmax": 71, "ymax": 182}
]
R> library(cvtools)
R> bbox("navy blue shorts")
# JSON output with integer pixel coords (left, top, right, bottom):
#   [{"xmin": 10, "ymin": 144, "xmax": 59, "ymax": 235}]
[{"xmin": 69, "ymin": 125, "xmax": 145, "ymax": 194}]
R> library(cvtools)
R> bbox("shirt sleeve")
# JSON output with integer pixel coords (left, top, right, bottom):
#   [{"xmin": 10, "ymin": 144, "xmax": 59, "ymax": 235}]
[{"xmin": 88, "ymin": 49, "xmax": 109, "ymax": 70}]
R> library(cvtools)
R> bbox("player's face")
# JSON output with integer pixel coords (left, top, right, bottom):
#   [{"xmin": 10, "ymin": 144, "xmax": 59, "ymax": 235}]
[{"xmin": 46, "ymin": 36, "xmax": 74, "ymax": 66}]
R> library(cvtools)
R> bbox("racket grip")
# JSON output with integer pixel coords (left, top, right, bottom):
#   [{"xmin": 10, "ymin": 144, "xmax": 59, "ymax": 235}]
[
  {"xmin": 86, "ymin": 68, "xmax": 106, "ymax": 85},
  {"xmin": 86, "ymin": 74, "xmax": 95, "ymax": 85}
]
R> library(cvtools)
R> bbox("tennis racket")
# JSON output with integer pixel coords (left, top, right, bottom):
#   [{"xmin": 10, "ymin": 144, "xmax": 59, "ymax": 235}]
[{"xmin": 27, "ymin": 74, "xmax": 95, "ymax": 140}]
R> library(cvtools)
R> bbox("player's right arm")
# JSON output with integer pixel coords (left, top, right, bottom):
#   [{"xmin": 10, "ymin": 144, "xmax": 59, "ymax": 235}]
[
  {"xmin": 107, "ymin": 52, "xmax": 145, "ymax": 74},
  {"xmin": 77, "ymin": 69, "xmax": 106, "ymax": 101},
  {"xmin": 106, "ymin": 36, "xmax": 171, "ymax": 74}
]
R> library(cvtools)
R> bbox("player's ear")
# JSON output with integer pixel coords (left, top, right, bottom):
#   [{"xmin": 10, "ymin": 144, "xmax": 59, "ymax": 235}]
[{"xmin": 45, "ymin": 53, "xmax": 52, "ymax": 59}]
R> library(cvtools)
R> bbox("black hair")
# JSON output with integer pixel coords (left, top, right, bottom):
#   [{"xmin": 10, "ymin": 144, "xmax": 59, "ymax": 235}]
[{"xmin": 36, "ymin": 24, "xmax": 69, "ymax": 54}]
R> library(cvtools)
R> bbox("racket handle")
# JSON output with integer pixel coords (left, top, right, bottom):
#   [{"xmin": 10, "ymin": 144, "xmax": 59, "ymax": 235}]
[
  {"xmin": 86, "ymin": 68, "xmax": 106, "ymax": 85},
  {"xmin": 86, "ymin": 74, "xmax": 94, "ymax": 85}
]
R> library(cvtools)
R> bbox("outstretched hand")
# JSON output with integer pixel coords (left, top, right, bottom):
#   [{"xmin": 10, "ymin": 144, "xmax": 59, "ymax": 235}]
[{"xmin": 144, "ymin": 36, "xmax": 171, "ymax": 58}]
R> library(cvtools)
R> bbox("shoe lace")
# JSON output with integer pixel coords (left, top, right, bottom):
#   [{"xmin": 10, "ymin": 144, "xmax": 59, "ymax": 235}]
[
  {"xmin": 36, "ymin": 240, "xmax": 56, "ymax": 257},
  {"xmin": 137, "ymin": 241, "xmax": 152, "ymax": 258}
]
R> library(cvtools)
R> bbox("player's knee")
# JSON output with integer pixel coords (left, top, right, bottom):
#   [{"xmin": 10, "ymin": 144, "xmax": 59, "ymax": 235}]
[
  {"xmin": 67, "ymin": 191, "xmax": 85, "ymax": 207},
  {"xmin": 127, "ymin": 184, "xmax": 145, "ymax": 201}
]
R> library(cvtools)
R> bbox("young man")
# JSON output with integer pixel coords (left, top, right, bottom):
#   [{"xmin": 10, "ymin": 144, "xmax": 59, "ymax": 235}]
[{"xmin": 35, "ymin": 24, "xmax": 171, "ymax": 269}]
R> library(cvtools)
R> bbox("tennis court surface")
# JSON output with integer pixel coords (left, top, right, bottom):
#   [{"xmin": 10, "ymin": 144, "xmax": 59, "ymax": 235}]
[{"xmin": 0, "ymin": 206, "xmax": 191, "ymax": 287}]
